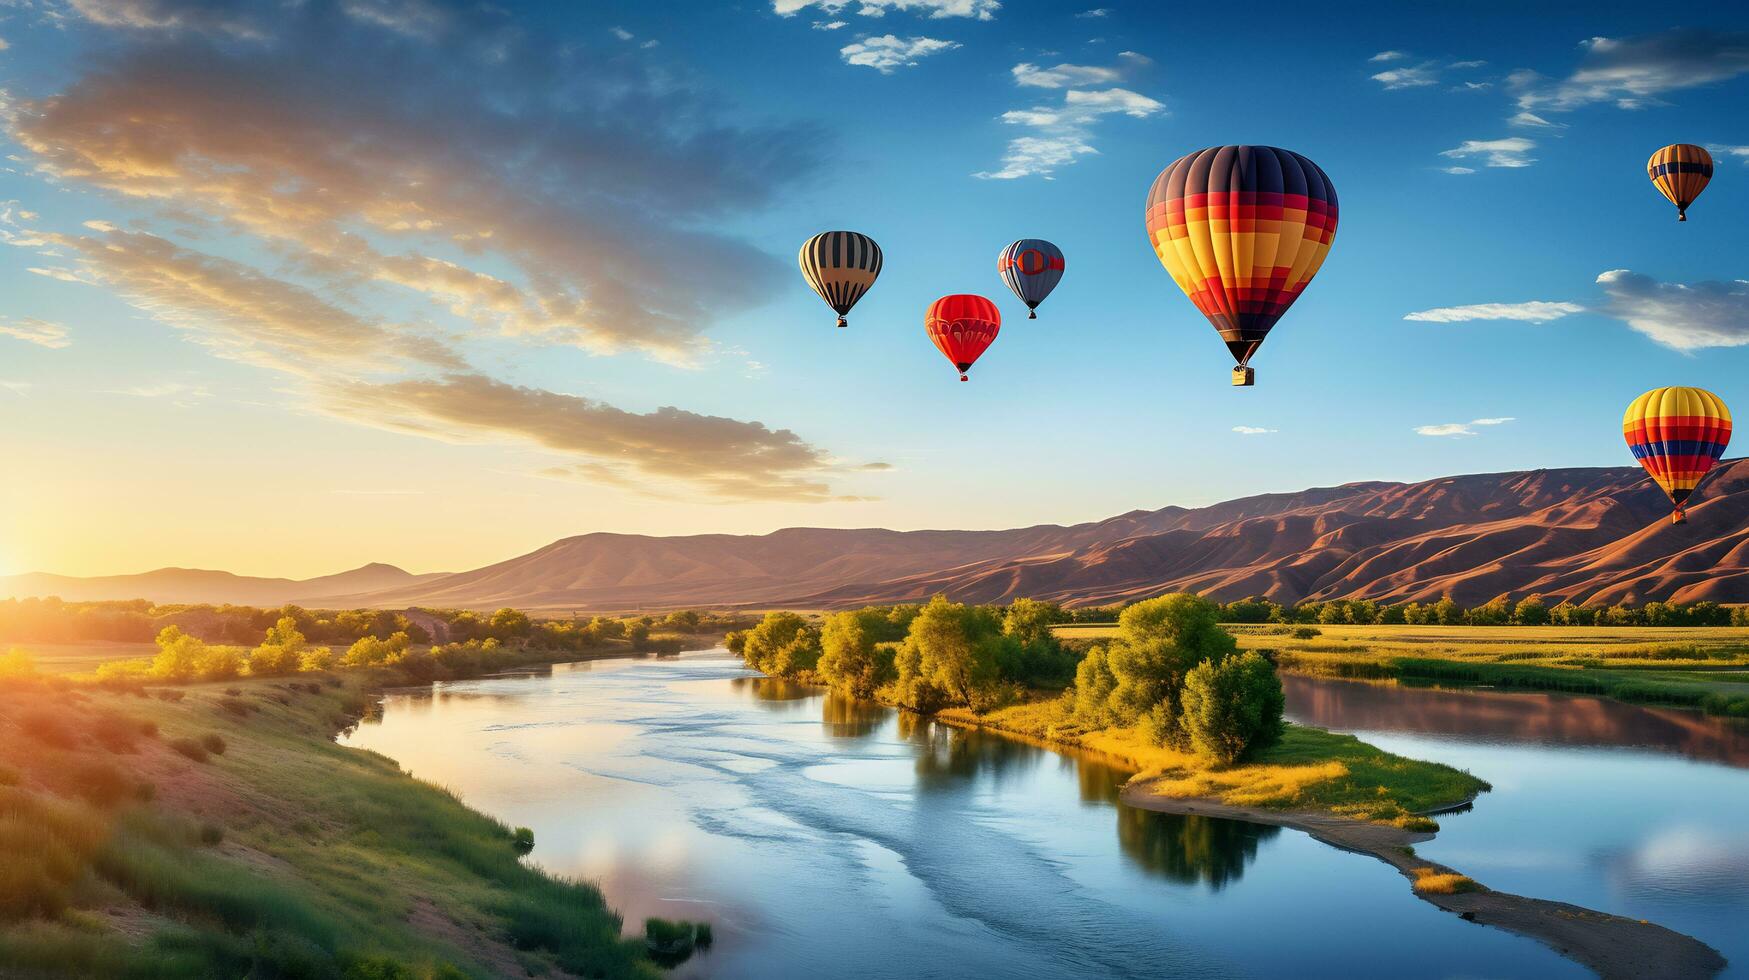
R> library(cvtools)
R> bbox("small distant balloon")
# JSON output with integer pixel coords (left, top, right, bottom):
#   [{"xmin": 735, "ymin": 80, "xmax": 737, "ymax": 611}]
[
  {"xmin": 1145, "ymin": 145, "xmax": 1339, "ymax": 386},
  {"xmin": 1647, "ymin": 144, "xmax": 1713, "ymax": 221},
  {"xmin": 925, "ymin": 294, "xmax": 1001, "ymax": 381},
  {"xmin": 799, "ymin": 231, "xmax": 882, "ymax": 327},
  {"xmin": 997, "ymin": 239, "xmax": 1065, "ymax": 319},
  {"xmin": 1623, "ymin": 386, "xmax": 1731, "ymax": 525}
]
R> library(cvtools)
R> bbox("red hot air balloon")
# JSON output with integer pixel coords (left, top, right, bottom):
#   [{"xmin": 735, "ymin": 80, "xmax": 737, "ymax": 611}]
[{"xmin": 926, "ymin": 294, "xmax": 1001, "ymax": 381}]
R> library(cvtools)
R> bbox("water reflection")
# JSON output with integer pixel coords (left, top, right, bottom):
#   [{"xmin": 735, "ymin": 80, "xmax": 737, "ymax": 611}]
[
  {"xmin": 1116, "ymin": 807, "xmax": 1279, "ymax": 890},
  {"xmin": 819, "ymin": 693, "xmax": 883, "ymax": 738},
  {"xmin": 1283, "ymin": 672, "xmax": 1749, "ymax": 767}
]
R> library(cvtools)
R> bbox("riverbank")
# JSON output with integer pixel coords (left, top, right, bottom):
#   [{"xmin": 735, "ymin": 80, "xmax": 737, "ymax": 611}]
[
  {"xmin": 1118, "ymin": 786, "xmax": 1725, "ymax": 980},
  {"xmin": 0, "ymin": 642, "xmax": 714, "ymax": 977},
  {"xmin": 919, "ymin": 692, "xmax": 1727, "ymax": 978}
]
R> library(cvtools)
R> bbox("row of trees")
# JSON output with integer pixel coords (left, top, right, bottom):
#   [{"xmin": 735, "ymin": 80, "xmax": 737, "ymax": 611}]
[
  {"xmin": 732, "ymin": 594, "xmax": 1284, "ymax": 766},
  {"xmin": 1213, "ymin": 595, "xmax": 1745, "ymax": 628}
]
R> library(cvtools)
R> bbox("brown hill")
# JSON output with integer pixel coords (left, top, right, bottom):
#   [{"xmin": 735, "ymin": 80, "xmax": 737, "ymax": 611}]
[
  {"xmin": 326, "ymin": 460, "xmax": 1749, "ymax": 611},
  {"xmin": 0, "ymin": 563, "xmax": 447, "ymax": 607},
  {"xmin": 14, "ymin": 462, "xmax": 1749, "ymax": 611}
]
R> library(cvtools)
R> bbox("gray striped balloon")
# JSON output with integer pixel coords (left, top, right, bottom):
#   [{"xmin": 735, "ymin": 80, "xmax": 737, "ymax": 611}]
[
  {"xmin": 997, "ymin": 239, "xmax": 1064, "ymax": 319},
  {"xmin": 799, "ymin": 231, "xmax": 883, "ymax": 328}
]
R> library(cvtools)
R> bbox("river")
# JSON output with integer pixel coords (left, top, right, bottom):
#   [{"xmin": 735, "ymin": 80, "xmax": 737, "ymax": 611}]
[{"xmin": 340, "ymin": 650, "xmax": 1749, "ymax": 978}]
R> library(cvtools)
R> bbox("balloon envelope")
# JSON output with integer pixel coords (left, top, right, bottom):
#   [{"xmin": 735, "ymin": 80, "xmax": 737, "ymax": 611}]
[
  {"xmin": 1623, "ymin": 386, "xmax": 1732, "ymax": 524},
  {"xmin": 1144, "ymin": 145, "xmax": 1338, "ymax": 384},
  {"xmin": 1647, "ymin": 144, "xmax": 1713, "ymax": 221},
  {"xmin": 799, "ymin": 231, "xmax": 882, "ymax": 327},
  {"xmin": 998, "ymin": 239, "xmax": 1065, "ymax": 318},
  {"xmin": 925, "ymin": 294, "xmax": 1001, "ymax": 381}
]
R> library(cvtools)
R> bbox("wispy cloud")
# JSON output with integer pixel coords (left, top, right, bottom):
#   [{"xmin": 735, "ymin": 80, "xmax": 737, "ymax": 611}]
[
  {"xmin": 774, "ymin": 0, "xmax": 999, "ymax": 20},
  {"xmin": 1416, "ymin": 418, "xmax": 1515, "ymax": 437},
  {"xmin": 1367, "ymin": 52, "xmax": 1486, "ymax": 90},
  {"xmin": 0, "ymin": 316, "xmax": 71, "ymax": 349},
  {"xmin": 109, "ymin": 381, "xmax": 210, "ymax": 407},
  {"xmin": 1405, "ymin": 301, "xmax": 1584, "ymax": 324},
  {"xmin": 1437, "ymin": 166, "xmax": 1476, "ymax": 175},
  {"xmin": 979, "ymin": 54, "xmax": 1160, "ymax": 179},
  {"xmin": 812, "ymin": 19, "xmax": 846, "ymax": 29},
  {"xmin": 1440, "ymin": 137, "xmax": 1536, "ymax": 168},
  {"xmin": 1509, "ymin": 110, "xmax": 1563, "ymax": 129},
  {"xmin": 1076, "ymin": 8, "xmax": 1110, "ymax": 17},
  {"xmin": 1509, "ymin": 29, "xmax": 1749, "ymax": 112},
  {"xmin": 1232, "ymin": 426, "xmax": 1277, "ymax": 435},
  {"xmin": 839, "ymin": 34, "xmax": 959, "ymax": 72},
  {"xmin": 1372, "ymin": 63, "xmax": 1438, "ymax": 89},
  {"xmin": 1369, "ymin": 50, "xmax": 1408, "ymax": 62},
  {"xmin": 1712, "ymin": 144, "xmax": 1749, "ymax": 163},
  {"xmin": 1596, "ymin": 270, "xmax": 1749, "ymax": 351}
]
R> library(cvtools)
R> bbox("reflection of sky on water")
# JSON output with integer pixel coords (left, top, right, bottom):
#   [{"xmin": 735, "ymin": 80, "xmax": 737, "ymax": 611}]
[
  {"xmin": 344, "ymin": 651, "xmax": 1587, "ymax": 979},
  {"xmin": 1286, "ymin": 674, "xmax": 1749, "ymax": 973}
]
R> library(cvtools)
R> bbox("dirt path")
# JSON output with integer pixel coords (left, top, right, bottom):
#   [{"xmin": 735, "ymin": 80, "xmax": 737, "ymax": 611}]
[{"xmin": 1120, "ymin": 777, "xmax": 1727, "ymax": 980}]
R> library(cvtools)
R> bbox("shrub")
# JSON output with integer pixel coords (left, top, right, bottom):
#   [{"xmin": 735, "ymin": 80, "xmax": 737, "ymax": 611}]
[
  {"xmin": 95, "ymin": 658, "xmax": 154, "ymax": 685},
  {"xmin": 512, "ymin": 827, "xmax": 534, "ymax": 854},
  {"xmin": 201, "ymin": 734, "xmax": 227, "ymax": 756},
  {"xmin": 1179, "ymin": 651, "xmax": 1285, "ymax": 765},
  {"xmin": 299, "ymin": 647, "xmax": 335, "ymax": 672},
  {"xmin": 67, "ymin": 761, "xmax": 132, "ymax": 807},
  {"xmin": 217, "ymin": 697, "xmax": 254, "ymax": 718},
  {"xmin": 343, "ymin": 632, "xmax": 410, "ymax": 668},
  {"xmin": 0, "ymin": 786, "xmax": 110, "ymax": 919},
  {"xmin": 91, "ymin": 712, "xmax": 146, "ymax": 753},
  {"xmin": 20, "ymin": 712, "xmax": 78, "ymax": 750},
  {"xmin": 197, "ymin": 646, "xmax": 245, "ymax": 682},
  {"xmin": 1292, "ymin": 626, "xmax": 1321, "ymax": 640},
  {"xmin": 1411, "ymin": 868, "xmax": 1484, "ymax": 895},
  {"xmin": 247, "ymin": 643, "xmax": 302, "ymax": 677},
  {"xmin": 199, "ymin": 823, "xmax": 225, "ymax": 846},
  {"xmin": 169, "ymin": 738, "xmax": 210, "ymax": 763},
  {"xmin": 150, "ymin": 626, "xmax": 207, "ymax": 682},
  {"xmin": 0, "ymin": 648, "xmax": 38, "ymax": 679}
]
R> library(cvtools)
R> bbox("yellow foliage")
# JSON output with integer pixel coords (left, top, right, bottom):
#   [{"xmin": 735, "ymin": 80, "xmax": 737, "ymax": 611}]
[{"xmin": 1411, "ymin": 867, "xmax": 1483, "ymax": 894}]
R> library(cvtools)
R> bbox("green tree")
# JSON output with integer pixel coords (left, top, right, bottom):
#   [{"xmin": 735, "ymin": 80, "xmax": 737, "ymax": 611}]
[
  {"xmin": 249, "ymin": 616, "xmax": 308, "ymax": 676},
  {"xmin": 1431, "ymin": 596, "xmax": 1464, "ymax": 626},
  {"xmin": 1002, "ymin": 598, "xmax": 1066, "ymax": 647},
  {"xmin": 1513, "ymin": 594, "xmax": 1549, "ymax": 626},
  {"xmin": 1466, "ymin": 595, "xmax": 1513, "ymax": 626},
  {"xmin": 1179, "ymin": 652, "xmax": 1285, "ymax": 765},
  {"xmin": 890, "ymin": 596, "xmax": 1008, "ymax": 711},
  {"xmin": 1070, "ymin": 646, "xmax": 1120, "ymax": 729},
  {"xmin": 739, "ymin": 612, "xmax": 821, "ymax": 678},
  {"xmin": 1104, "ymin": 594, "xmax": 1237, "ymax": 744},
  {"xmin": 343, "ymin": 631, "xmax": 411, "ymax": 667},
  {"xmin": 1377, "ymin": 603, "xmax": 1407, "ymax": 625},
  {"xmin": 150, "ymin": 626, "xmax": 207, "ymax": 682},
  {"xmin": 662, "ymin": 610, "xmax": 702, "ymax": 632},
  {"xmin": 1317, "ymin": 602, "xmax": 1349, "ymax": 625},
  {"xmin": 819, "ymin": 608, "xmax": 898, "ymax": 698},
  {"xmin": 489, "ymin": 608, "xmax": 532, "ymax": 639}
]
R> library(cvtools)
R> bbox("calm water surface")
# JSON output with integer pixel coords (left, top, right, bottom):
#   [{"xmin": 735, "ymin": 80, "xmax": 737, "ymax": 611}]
[
  {"xmin": 1283, "ymin": 673, "xmax": 1749, "ymax": 975},
  {"xmin": 343, "ymin": 651, "xmax": 1593, "ymax": 979}
]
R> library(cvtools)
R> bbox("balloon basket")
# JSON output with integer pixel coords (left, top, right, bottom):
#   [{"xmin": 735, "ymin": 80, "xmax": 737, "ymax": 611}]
[
  {"xmin": 1672, "ymin": 508, "xmax": 1687, "ymax": 525},
  {"xmin": 1231, "ymin": 366, "xmax": 1255, "ymax": 387}
]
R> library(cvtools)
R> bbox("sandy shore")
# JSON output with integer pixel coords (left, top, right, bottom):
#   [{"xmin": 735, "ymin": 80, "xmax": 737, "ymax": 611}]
[{"xmin": 1120, "ymin": 777, "xmax": 1726, "ymax": 980}]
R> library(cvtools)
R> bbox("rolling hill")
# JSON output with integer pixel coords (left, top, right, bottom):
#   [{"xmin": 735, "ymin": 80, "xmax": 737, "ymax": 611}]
[
  {"xmin": 12, "ymin": 461, "xmax": 1749, "ymax": 611},
  {"xmin": 0, "ymin": 563, "xmax": 447, "ymax": 607}
]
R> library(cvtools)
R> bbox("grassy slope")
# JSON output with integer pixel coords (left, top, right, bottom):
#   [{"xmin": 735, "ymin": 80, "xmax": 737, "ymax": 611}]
[
  {"xmin": 936, "ymin": 696, "xmax": 1487, "ymax": 826},
  {"xmin": 0, "ymin": 667, "xmax": 659, "ymax": 979}
]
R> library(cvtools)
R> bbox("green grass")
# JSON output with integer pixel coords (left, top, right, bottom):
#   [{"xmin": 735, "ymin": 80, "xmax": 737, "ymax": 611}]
[
  {"xmin": 0, "ymin": 667, "xmax": 663, "ymax": 978},
  {"xmin": 938, "ymin": 694, "xmax": 1487, "ymax": 824}
]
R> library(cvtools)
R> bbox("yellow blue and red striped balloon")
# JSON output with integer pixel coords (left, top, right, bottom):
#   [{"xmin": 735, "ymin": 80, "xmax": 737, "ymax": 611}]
[
  {"xmin": 1647, "ymin": 144, "xmax": 1712, "ymax": 222},
  {"xmin": 1144, "ymin": 145, "xmax": 1338, "ymax": 386},
  {"xmin": 1623, "ymin": 386, "xmax": 1731, "ymax": 524},
  {"xmin": 799, "ymin": 231, "xmax": 882, "ymax": 328}
]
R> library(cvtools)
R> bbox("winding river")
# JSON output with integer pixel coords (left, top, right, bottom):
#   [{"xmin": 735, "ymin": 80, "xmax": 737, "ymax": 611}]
[{"xmin": 341, "ymin": 650, "xmax": 1749, "ymax": 978}]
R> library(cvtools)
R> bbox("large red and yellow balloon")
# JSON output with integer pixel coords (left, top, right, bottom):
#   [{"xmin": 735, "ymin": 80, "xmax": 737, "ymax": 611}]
[
  {"xmin": 1647, "ymin": 144, "xmax": 1712, "ymax": 222},
  {"xmin": 925, "ymin": 295, "xmax": 1000, "ymax": 381},
  {"xmin": 1144, "ymin": 145, "xmax": 1338, "ymax": 386},
  {"xmin": 1623, "ymin": 386, "xmax": 1732, "ymax": 525}
]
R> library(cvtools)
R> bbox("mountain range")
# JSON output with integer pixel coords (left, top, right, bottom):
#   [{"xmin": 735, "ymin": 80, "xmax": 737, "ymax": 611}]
[{"xmin": 9, "ymin": 460, "xmax": 1749, "ymax": 611}]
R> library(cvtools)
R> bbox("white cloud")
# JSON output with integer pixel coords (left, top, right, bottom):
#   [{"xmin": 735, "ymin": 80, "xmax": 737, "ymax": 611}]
[
  {"xmin": 1416, "ymin": 418, "xmax": 1515, "ymax": 437},
  {"xmin": 1596, "ymin": 270, "xmax": 1749, "ymax": 351},
  {"xmin": 1510, "ymin": 29, "xmax": 1749, "ymax": 113},
  {"xmin": 110, "ymin": 381, "xmax": 210, "ymax": 406},
  {"xmin": 0, "ymin": 316, "xmax": 71, "ymax": 349},
  {"xmin": 774, "ymin": 0, "xmax": 1000, "ymax": 20},
  {"xmin": 0, "ymin": 381, "xmax": 30, "ymax": 396},
  {"xmin": 1232, "ymin": 426, "xmax": 1276, "ymax": 435},
  {"xmin": 1441, "ymin": 137, "xmax": 1536, "ymax": 168},
  {"xmin": 1509, "ymin": 110, "xmax": 1563, "ymax": 128},
  {"xmin": 812, "ymin": 19, "xmax": 847, "ymax": 29},
  {"xmin": 1405, "ymin": 301, "xmax": 1584, "ymax": 324},
  {"xmin": 1372, "ymin": 63, "xmax": 1437, "ymax": 89},
  {"xmin": 1076, "ymin": 8, "xmax": 1110, "ymax": 17},
  {"xmin": 839, "ymin": 34, "xmax": 959, "ymax": 72},
  {"xmin": 1012, "ymin": 61, "xmax": 1122, "ymax": 87},
  {"xmin": 0, "ymin": 37, "xmax": 10, "ymax": 51},
  {"xmin": 1711, "ymin": 144, "xmax": 1749, "ymax": 163},
  {"xmin": 1370, "ymin": 50, "xmax": 1408, "ymax": 62},
  {"xmin": 1449, "ymin": 59, "xmax": 1487, "ymax": 69},
  {"xmin": 1437, "ymin": 166, "xmax": 1476, "ymax": 175},
  {"xmin": 609, "ymin": 26, "xmax": 632, "ymax": 40},
  {"xmin": 980, "ymin": 54, "xmax": 1161, "ymax": 179}
]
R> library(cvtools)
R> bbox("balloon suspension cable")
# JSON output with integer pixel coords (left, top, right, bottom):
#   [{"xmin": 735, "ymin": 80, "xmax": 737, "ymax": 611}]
[
  {"xmin": 1028, "ymin": 309, "xmax": 1037, "ymax": 320},
  {"xmin": 837, "ymin": 315, "xmax": 848, "ymax": 328}
]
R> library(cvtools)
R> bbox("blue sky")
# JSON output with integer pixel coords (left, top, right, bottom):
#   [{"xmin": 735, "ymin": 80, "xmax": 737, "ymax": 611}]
[{"xmin": 1, "ymin": 0, "xmax": 1746, "ymax": 577}]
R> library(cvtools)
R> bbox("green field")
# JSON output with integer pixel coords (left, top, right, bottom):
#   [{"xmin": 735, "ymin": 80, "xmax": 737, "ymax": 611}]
[{"xmin": 6, "ymin": 642, "xmax": 161, "ymax": 677}]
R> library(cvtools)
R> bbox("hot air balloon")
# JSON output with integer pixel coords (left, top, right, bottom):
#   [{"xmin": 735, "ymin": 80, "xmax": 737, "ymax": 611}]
[
  {"xmin": 1144, "ymin": 146, "xmax": 1339, "ymax": 386},
  {"xmin": 998, "ymin": 239, "xmax": 1065, "ymax": 319},
  {"xmin": 925, "ymin": 294, "xmax": 1000, "ymax": 381},
  {"xmin": 1647, "ymin": 144, "xmax": 1713, "ymax": 221},
  {"xmin": 799, "ymin": 231, "xmax": 882, "ymax": 327},
  {"xmin": 1623, "ymin": 386, "xmax": 1731, "ymax": 525}
]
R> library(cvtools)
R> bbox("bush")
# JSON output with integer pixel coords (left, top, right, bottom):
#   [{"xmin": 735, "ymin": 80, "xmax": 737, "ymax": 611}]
[
  {"xmin": 68, "ymin": 761, "xmax": 133, "ymax": 807},
  {"xmin": 20, "ymin": 712, "xmax": 78, "ymax": 750},
  {"xmin": 343, "ymin": 632, "xmax": 410, "ymax": 667},
  {"xmin": 199, "ymin": 823, "xmax": 225, "ymax": 846},
  {"xmin": 1292, "ymin": 626, "xmax": 1321, "ymax": 640},
  {"xmin": 1179, "ymin": 652, "xmax": 1285, "ymax": 765},
  {"xmin": 169, "ymin": 738, "xmax": 210, "ymax": 763},
  {"xmin": 299, "ymin": 647, "xmax": 335, "ymax": 672},
  {"xmin": 512, "ymin": 827, "xmax": 534, "ymax": 854},
  {"xmin": 201, "ymin": 734, "xmax": 227, "ymax": 756},
  {"xmin": 217, "ymin": 697, "xmax": 254, "ymax": 718}
]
